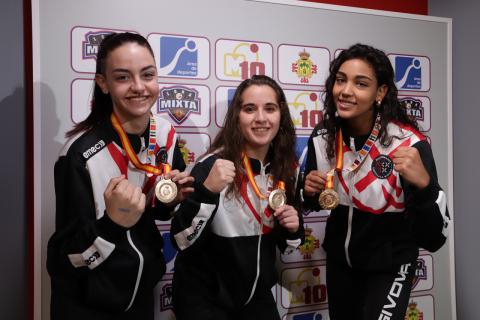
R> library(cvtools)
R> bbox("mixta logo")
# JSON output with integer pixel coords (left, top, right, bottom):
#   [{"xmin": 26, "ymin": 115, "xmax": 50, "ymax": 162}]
[
  {"xmin": 286, "ymin": 91, "xmax": 323, "ymax": 130},
  {"xmin": 392, "ymin": 55, "xmax": 430, "ymax": 91},
  {"xmin": 411, "ymin": 258, "xmax": 427, "ymax": 290},
  {"xmin": 159, "ymin": 36, "xmax": 198, "ymax": 77},
  {"xmin": 159, "ymin": 283, "xmax": 173, "ymax": 311},
  {"xmin": 292, "ymin": 312, "xmax": 324, "ymax": 320},
  {"xmin": 216, "ymin": 39, "xmax": 273, "ymax": 81},
  {"xmin": 82, "ymin": 31, "xmax": 113, "ymax": 59},
  {"xmin": 158, "ymin": 86, "xmax": 200, "ymax": 124},
  {"xmin": 288, "ymin": 267, "xmax": 327, "ymax": 306},
  {"xmin": 399, "ymin": 97, "xmax": 424, "ymax": 121},
  {"xmin": 295, "ymin": 136, "xmax": 309, "ymax": 174}
]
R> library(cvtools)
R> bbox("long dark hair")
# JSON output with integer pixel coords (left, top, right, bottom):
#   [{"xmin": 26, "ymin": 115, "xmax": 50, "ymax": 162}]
[
  {"xmin": 322, "ymin": 43, "xmax": 419, "ymax": 159},
  {"xmin": 209, "ymin": 75, "xmax": 298, "ymax": 203},
  {"xmin": 66, "ymin": 32, "xmax": 155, "ymax": 137}
]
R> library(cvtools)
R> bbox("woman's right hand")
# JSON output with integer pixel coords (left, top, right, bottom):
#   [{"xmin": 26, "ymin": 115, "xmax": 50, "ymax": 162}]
[
  {"xmin": 203, "ymin": 159, "xmax": 236, "ymax": 193},
  {"xmin": 304, "ymin": 170, "xmax": 327, "ymax": 197},
  {"xmin": 104, "ymin": 175, "xmax": 146, "ymax": 228}
]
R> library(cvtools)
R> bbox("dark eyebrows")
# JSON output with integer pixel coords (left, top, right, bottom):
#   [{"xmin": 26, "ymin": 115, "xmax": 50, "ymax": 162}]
[
  {"xmin": 111, "ymin": 65, "xmax": 156, "ymax": 73},
  {"xmin": 336, "ymin": 71, "xmax": 374, "ymax": 82}
]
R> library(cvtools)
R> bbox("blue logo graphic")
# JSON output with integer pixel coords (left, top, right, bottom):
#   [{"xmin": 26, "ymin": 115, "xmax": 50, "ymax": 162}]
[
  {"xmin": 395, "ymin": 56, "xmax": 422, "ymax": 90},
  {"xmin": 295, "ymin": 136, "xmax": 309, "ymax": 174},
  {"xmin": 292, "ymin": 312, "xmax": 323, "ymax": 320},
  {"xmin": 160, "ymin": 36, "xmax": 198, "ymax": 77},
  {"xmin": 161, "ymin": 232, "xmax": 177, "ymax": 269},
  {"xmin": 227, "ymin": 88, "xmax": 236, "ymax": 108}
]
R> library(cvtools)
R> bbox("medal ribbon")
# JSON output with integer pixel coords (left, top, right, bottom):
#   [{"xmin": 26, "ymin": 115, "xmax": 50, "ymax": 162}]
[
  {"xmin": 325, "ymin": 113, "xmax": 382, "ymax": 190},
  {"xmin": 110, "ymin": 113, "xmax": 166, "ymax": 176},
  {"xmin": 242, "ymin": 154, "xmax": 285, "ymax": 200}
]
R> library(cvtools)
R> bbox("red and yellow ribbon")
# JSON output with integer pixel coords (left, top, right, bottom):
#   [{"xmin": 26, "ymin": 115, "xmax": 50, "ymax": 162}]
[
  {"xmin": 111, "ymin": 113, "xmax": 168, "ymax": 176},
  {"xmin": 242, "ymin": 154, "xmax": 285, "ymax": 200}
]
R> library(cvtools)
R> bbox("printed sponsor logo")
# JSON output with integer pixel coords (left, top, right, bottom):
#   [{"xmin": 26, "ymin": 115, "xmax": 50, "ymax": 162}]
[
  {"xmin": 82, "ymin": 31, "xmax": 113, "ymax": 60},
  {"xmin": 389, "ymin": 54, "xmax": 430, "ymax": 91},
  {"xmin": 216, "ymin": 39, "xmax": 273, "ymax": 81},
  {"xmin": 285, "ymin": 90, "xmax": 323, "ymax": 131},
  {"xmin": 298, "ymin": 227, "xmax": 320, "ymax": 260},
  {"xmin": 404, "ymin": 301, "xmax": 424, "ymax": 320},
  {"xmin": 292, "ymin": 49, "xmax": 318, "ymax": 83},
  {"xmin": 187, "ymin": 220, "xmax": 205, "ymax": 241},
  {"xmin": 82, "ymin": 140, "xmax": 106, "ymax": 159},
  {"xmin": 160, "ymin": 283, "xmax": 173, "ymax": 311},
  {"xmin": 399, "ymin": 97, "xmax": 424, "ymax": 122},
  {"xmin": 158, "ymin": 86, "xmax": 201, "ymax": 124},
  {"xmin": 84, "ymin": 251, "xmax": 100, "ymax": 266},
  {"xmin": 278, "ymin": 44, "xmax": 330, "ymax": 86},
  {"xmin": 371, "ymin": 154, "xmax": 394, "ymax": 179},
  {"xmin": 177, "ymin": 137, "xmax": 195, "ymax": 165},
  {"xmin": 160, "ymin": 36, "xmax": 198, "ymax": 77},
  {"xmin": 149, "ymin": 34, "xmax": 210, "ymax": 79},
  {"xmin": 379, "ymin": 263, "xmax": 411, "ymax": 319},
  {"xmin": 412, "ymin": 258, "xmax": 427, "ymax": 290},
  {"xmin": 395, "ymin": 56, "xmax": 422, "ymax": 90},
  {"xmin": 286, "ymin": 267, "xmax": 327, "ymax": 306},
  {"xmin": 295, "ymin": 136, "xmax": 309, "ymax": 175},
  {"xmin": 161, "ymin": 232, "xmax": 178, "ymax": 274}
]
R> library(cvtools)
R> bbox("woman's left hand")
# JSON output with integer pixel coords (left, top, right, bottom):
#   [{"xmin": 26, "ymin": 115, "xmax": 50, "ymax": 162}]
[
  {"xmin": 274, "ymin": 205, "xmax": 299, "ymax": 233},
  {"xmin": 165, "ymin": 169, "xmax": 195, "ymax": 205},
  {"xmin": 392, "ymin": 146, "xmax": 430, "ymax": 189}
]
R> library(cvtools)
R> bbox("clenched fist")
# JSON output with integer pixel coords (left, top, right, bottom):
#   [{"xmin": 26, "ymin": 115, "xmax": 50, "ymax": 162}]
[
  {"xmin": 203, "ymin": 159, "xmax": 236, "ymax": 193},
  {"xmin": 104, "ymin": 175, "xmax": 146, "ymax": 228},
  {"xmin": 393, "ymin": 146, "xmax": 430, "ymax": 189}
]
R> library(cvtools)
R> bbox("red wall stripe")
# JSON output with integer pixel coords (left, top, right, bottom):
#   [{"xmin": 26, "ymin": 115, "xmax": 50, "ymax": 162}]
[{"xmin": 302, "ymin": 0, "xmax": 427, "ymax": 15}]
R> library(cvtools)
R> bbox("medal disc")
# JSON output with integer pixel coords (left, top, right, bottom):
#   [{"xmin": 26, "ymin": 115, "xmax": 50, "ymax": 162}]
[
  {"xmin": 155, "ymin": 179, "xmax": 178, "ymax": 203},
  {"xmin": 268, "ymin": 189, "xmax": 287, "ymax": 210},
  {"xmin": 319, "ymin": 189, "xmax": 339, "ymax": 210}
]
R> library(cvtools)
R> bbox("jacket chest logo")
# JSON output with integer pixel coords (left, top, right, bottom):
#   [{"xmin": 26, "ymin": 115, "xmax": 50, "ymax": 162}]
[{"xmin": 371, "ymin": 154, "xmax": 394, "ymax": 179}]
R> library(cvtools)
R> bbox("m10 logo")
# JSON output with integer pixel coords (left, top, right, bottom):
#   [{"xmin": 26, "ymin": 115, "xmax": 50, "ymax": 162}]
[
  {"xmin": 285, "ymin": 90, "xmax": 324, "ymax": 130},
  {"xmin": 282, "ymin": 266, "xmax": 328, "ymax": 308},
  {"xmin": 215, "ymin": 39, "xmax": 273, "ymax": 81}
]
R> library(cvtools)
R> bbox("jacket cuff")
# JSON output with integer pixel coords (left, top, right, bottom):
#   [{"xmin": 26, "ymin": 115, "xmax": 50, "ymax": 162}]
[
  {"xmin": 408, "ymin": 179, "xmax": 439, "ymax": 211},
  {"xmin": 192, "ymin": 182, "xmax": 218, "ymax": 204},
  {"xmin": 97, "ymin": 212, "xmax": 128, "ymax": 240}
]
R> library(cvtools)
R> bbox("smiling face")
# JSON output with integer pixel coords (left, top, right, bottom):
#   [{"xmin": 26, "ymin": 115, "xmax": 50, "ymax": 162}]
[
  {"xmin": 333, "ymin": 58, "xmax": 387, "ymax": 134},
  {"xmin": 238, "ymin": 84, "xmax": 281, "ymax": 161},
  {"xmin": 95, "ymin": 42, "xmax": 159, "ymax": 126}
]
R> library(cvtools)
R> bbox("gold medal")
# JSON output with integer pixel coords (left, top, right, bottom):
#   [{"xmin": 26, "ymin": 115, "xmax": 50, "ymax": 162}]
[
  {"xmin": 319, "ymin": 189, "xmax": 339, "ymax": 210},
  {"xmin": 268, "ymin": 189, "xmax": 287, "ymax": 210},
  {"xmin": 155, "ymin": 178, "xmax": 178, "ymax": 203}
]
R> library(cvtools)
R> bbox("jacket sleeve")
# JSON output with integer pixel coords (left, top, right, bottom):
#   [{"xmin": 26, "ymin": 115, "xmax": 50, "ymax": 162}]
[
  {"xmin": 404, "ymin": 140, "xmax": 450, "ymax": 252},
  {"xmin": 302, "ymin": 126, "xmax": 323, "ymax": 212},
  {"xmin": 47, "ymin": 152, "xmax": 129, "ymax": 278},
  {"xmin": 170, "ymin": 155, "xmax": 219, "ymax": 252}
]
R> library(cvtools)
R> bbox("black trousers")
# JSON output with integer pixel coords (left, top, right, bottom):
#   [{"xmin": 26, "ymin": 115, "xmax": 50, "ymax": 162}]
[
  {"xmin": 173, "ymin": 289, "xmax": 280, "ymax": 320},
  {"xmin": 326, "ymin": 259, "xmax": 415, "ymax": 320}
]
